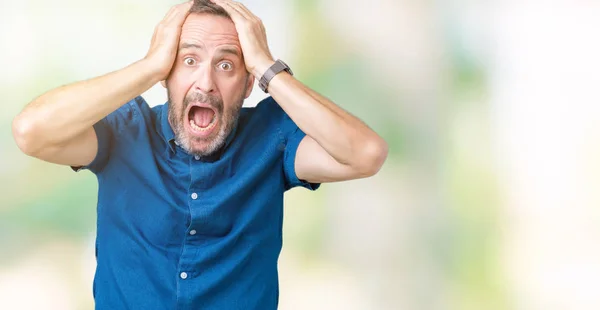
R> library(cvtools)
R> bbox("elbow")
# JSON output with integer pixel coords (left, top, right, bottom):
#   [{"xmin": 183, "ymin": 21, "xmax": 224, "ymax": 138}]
[
  {"xmin": 12, "ymin": 114, "xmax": 43, "ymax": 157},
  {"xmin": 356, "ymin": 137, "xmax": 388, "ymax": 177}
]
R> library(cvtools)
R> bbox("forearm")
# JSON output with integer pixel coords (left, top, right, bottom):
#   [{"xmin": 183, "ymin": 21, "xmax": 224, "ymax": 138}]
[
  {"xmin": 258, "ymin": 65, "xmax": 387, "ymax": 170},
  {"xmin": 13, "ymin": 59, "xmax": 161, "ymax": 151}
]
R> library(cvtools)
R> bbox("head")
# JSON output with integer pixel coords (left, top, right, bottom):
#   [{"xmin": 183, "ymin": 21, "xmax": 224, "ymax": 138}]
[{"xmin": 163, "ymin": 0, "xmax": 254, "ymax": 157}]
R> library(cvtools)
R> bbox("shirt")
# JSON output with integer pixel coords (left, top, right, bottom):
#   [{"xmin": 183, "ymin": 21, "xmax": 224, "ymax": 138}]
[{"xmin": 74, "ymin": 95, "xmax": 320, "ymax": 310}]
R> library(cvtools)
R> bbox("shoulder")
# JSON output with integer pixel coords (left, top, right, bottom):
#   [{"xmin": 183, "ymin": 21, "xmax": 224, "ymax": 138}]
[
  {"xmin": 237, "ymin": 96, "xmax": 288, "ymax": 136},
  {"xmin": 246, "ymin": 96, "xmax": 300, "ymax": 137},
  {"xmin": 111, "ymin": 96, "xmax": 153, "ymax": 120},
  {"xmin": 104, "ymin": 96, "xmax": 155, "ymax": 132},
  {"xmin": 240, "ymin": 96, "xmax": 289, "ymax": 128},
  {"xmin": 247, "ymin": 96, "xmax": 284, "ymax": 116}
]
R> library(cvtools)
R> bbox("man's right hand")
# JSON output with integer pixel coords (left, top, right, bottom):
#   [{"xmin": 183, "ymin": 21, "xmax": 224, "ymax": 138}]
[
  {"xmin": 12, "ymin": 1, "xmax": 194, "ymax": 168},
  {"xmin": 144, "ymin": 1, "xmax": 194, "ymax": 81}
]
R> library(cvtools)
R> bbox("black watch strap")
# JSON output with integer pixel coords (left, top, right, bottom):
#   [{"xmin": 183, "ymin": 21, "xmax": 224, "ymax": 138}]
[{"xmin": 259, "ymin": 59, "xmax": 293, "ymax": 93}]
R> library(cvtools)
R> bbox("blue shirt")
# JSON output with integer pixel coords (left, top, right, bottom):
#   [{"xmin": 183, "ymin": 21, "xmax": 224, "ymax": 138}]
[{"xmin": 74, "ymin": 95, "xmax": 319, "ymax": 309}]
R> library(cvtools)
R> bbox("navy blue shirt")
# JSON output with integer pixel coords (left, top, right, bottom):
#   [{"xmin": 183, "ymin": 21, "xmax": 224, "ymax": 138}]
[{"xmin": 74, "ymin": 95, "xmax": 319, "ymax": 309}]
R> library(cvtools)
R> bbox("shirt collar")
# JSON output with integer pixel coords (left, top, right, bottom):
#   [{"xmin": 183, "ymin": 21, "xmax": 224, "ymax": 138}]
[
  {"xmin": 158, "ymin": 102, "xmax": 239, "ymax": 159},
  {"xmin": 157, "ymin": 102, "xmax": 177, "ymax": 153}
]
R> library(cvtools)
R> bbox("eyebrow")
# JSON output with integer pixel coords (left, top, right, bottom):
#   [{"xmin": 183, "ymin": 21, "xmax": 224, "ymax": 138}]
[
  {"xmin": 179, "ymin": 43, "xmax": 241, "ymax": 58},
  {"xmin": 179, "ymin": 43, "xmax": 203, "ymax": 51}
]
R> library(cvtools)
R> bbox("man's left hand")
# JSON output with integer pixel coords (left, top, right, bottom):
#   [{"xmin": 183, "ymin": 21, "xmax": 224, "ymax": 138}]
[{"xmin": 210, "ymin": 0, "xmax": 275, "ymax": 77}]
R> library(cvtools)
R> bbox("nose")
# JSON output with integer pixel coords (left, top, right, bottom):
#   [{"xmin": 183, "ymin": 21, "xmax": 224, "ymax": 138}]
[{"xmin": 192, "ymin": 64, "xmax": 216, "ymax": 94}]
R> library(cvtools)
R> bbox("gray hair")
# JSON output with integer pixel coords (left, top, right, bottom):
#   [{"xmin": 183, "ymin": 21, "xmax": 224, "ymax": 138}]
[{"xmin": 190, "ymin": 0, "xmax": 231, "ymax": 18}]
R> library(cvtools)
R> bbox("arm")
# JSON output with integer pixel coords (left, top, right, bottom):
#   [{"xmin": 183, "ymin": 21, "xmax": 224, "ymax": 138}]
[
  {"xmin": 11, "ymin": 1, "xmax": 193, "ymax": 167},
  {"xmin": 257, "ymin": 70, "xmax": 388, "ymax": 182},
  {"xmin": 212, "ymin": 0, "xmax": 388, "ymax": 183},
  {"xmin": 12, "ymin": 60, "xmax": 162, "ymax": 166}
]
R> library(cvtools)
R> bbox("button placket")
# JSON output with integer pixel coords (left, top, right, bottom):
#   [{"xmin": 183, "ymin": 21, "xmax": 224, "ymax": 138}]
[
  {"xmin": 180, "ymin": 159, "xmax": 202, "ymax": 286},
  {"xmin": 188, "ymin": 191, "xmax": 199, "ymax": 238}
]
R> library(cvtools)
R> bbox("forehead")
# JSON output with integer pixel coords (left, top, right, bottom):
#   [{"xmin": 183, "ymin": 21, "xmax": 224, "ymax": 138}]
[{"xmin": 180, "ymin": 13, "xmax": 240, "ymax": 49}]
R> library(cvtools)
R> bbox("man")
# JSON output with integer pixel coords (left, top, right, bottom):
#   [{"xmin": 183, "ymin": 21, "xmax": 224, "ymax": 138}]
[{"xmin": 12, "ymin": 0, "xmax": 388, "ymax": 309}]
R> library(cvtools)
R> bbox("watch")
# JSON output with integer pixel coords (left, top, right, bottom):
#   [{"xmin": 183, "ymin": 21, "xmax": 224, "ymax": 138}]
[{"xmin": 259, "ymin": 59, "xmax": 293, "ymax": 93}]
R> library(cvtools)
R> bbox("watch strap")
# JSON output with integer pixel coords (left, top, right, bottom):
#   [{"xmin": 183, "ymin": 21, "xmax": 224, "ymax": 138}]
[{"xmin": 259, "ymin": 59, "xmax": 293, "ymax": 93}]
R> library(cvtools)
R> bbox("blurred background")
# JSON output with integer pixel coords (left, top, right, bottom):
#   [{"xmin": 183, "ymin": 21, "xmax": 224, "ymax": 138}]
[{"xmin": 1, "ymin": 0, "xmax": 600, "ymax": 309}]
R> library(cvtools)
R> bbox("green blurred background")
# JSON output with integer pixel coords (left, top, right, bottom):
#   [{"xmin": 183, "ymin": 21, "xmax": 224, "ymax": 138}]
[{"xmin": 2, "ymin": 0, "xmax": 600, "ymax": 309}]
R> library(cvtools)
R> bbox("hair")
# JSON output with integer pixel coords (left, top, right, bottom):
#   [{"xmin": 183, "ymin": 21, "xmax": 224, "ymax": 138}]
[{"xmin": 189, "ymin": 0, "xmax": 230, "ymax": 18}]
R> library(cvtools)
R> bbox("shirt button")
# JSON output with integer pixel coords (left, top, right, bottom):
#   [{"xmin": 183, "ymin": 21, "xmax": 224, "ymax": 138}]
[
  {"xmin": 194, "ymin": 155, "xmax": 201, "ymax": 160},
  {"xmin": 189, "ymin": 229, "xmax": 197, "ymax": 235},
  {"xmin": 180, "ymin": 272, "xmax": 188, "ymax": 279},
  {"xmin": 191, "ymin": 193, "xmax": 198, "ymax": 200}
]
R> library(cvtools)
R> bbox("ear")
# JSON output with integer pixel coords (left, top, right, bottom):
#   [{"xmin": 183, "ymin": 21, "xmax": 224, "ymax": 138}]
[
  {"xmin": 244, "ymin": 74, "xmax": 255, "ymax": 99},
  {"xmin": 160, "ymin": 80, "xmax": 167, "ymax": 88}
]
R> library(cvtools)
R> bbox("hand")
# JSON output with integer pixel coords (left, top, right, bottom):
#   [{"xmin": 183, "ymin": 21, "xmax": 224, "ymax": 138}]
[
  {"xmin": 144, "ymin": 1, "xmax": 194, "ymax": 80},
  {"xmin": 210, "ymin": 0, "xmax": 275, "ymax": 77}
]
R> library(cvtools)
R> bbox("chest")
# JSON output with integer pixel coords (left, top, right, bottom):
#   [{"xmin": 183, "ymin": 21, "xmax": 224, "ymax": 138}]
[{"xmin": 97, "ymin": 131, "xmax": 287, "ymax": 244}]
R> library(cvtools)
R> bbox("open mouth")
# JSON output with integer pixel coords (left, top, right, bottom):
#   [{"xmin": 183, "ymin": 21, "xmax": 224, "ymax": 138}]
[{"xmin": 187, "ymin": 104, "xmax": 218, "ymax": 135}]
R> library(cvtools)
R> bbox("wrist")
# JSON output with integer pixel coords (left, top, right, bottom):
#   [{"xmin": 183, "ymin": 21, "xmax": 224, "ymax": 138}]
[
  {"xmin": 138, "ymin": 57, "xmax": 170, "ymax": 84},
  {"xmin": 251, "ymin": 58, "xmax": 276, "ymax": 78},
  {"xmin": 256, "ymin": 59, "xmax": 293, "ymax": 93}
]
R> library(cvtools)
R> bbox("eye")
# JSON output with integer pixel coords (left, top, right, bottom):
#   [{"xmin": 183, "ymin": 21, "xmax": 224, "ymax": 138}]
[
  {"xmin": 217, "ymin": 62, "xmax": 233, "ymax": 71},
  {"xmin": 184, "ymin": 57, "xmax": 196, "ymax": 66}
]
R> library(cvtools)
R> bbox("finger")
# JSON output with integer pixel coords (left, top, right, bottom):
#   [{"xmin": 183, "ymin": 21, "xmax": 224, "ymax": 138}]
[
  {"xmin": 229, "ymin": 1, "xmax": 258, "ymax": 21},
  {"xmin": 211, "ymin": 0, "xmax": 250, "ymax": 21},
  {"xmin": 175, "ymin": 1, "xmax": 194, "ymax": 21},
  {"xmin": 224, "ymin": 1, "xmax": 253, "ymax": 19},
  {"xmin": 222, "ymin": 0, "xmax": 265, "ymax": 30},
  {"xmin": 163, "ymin": 1, "xmax": 190, "ymax": 21},
  {"xmin": 150, "ymin": 24, "xmax": 158, "ymax": 44},
  {"xmin": 162, "ymin": 6, "xmax": 177, "ymax": 21},
  {"xmin": 180, "ymin": 0, "xmax": 194, "ymax": 11},
  {"xmin": 165, "ymin": 1, "xmax": 193, "ymax": 24},
  {"xmin": 173, "ymin": 1, "xmax": 194, "ymax": 20}
]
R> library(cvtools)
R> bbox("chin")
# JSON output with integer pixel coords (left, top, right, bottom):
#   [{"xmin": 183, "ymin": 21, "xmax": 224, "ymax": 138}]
[{"xmin": 179, "ymin": 125, "xmax": 228, "ymax": 157}]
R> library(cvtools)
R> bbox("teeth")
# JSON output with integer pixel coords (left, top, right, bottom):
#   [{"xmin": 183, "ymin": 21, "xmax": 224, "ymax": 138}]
[{"xmin": 190, "ymin": 116, "xmax": 216, "ymax": 132}]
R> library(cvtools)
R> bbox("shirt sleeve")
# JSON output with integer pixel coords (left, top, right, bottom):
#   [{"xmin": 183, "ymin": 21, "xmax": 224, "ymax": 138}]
[
  {"xmin": 71, "ymin": 119, "xmax": 113, "ymax": 174},
  {"xmin": 71, "ymin": 97, "xmax": 143, "ymax": 174},
  {"xmin": 280, "ymin": 106, "xmax": 321, "ymax": 192}
]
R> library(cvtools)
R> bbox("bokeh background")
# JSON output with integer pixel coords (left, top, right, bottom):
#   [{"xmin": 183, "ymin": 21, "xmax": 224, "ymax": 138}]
[{"xmin": 1, "ymin": 0, "xmax": 600, "ymax": 309}]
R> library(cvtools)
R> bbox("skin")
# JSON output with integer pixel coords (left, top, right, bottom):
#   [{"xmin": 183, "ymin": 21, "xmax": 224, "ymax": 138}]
[
  {"xmin": 12, "ymin": 0, "xmax": 388, "ymax": 184},
  {"xmin": 164, "ymin": 14, "xmax": 253, "ymax": 157},
  {"xmin": 209, "ymin": 0, "xmax": 389, "ymax": 181}
]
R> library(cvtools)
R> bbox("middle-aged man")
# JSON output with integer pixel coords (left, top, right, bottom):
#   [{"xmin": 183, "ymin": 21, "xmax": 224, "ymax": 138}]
[{"xmin": 12, "ymin": 0, "xmax": 388, "ymax": 309}]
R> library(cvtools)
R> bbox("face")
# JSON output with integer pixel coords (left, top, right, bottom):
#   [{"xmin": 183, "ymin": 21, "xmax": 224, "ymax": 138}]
[{"xmin": 165, "ymin": 13, "xmax": 254, "ymax": 157}]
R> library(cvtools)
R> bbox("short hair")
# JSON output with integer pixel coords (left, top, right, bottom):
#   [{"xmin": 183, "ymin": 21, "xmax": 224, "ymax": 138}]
[{"xmin": 189, "ymin": 0, "xmax": 231, "ymax": 18}]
